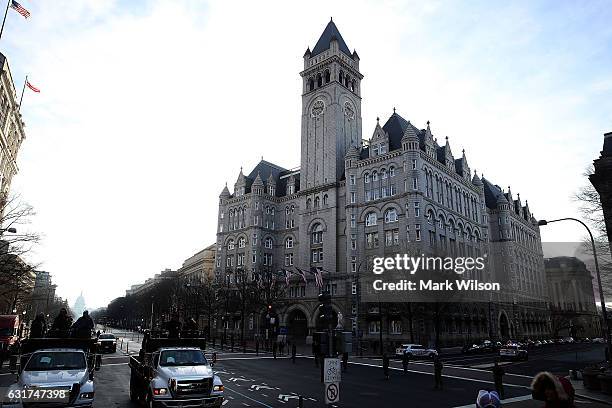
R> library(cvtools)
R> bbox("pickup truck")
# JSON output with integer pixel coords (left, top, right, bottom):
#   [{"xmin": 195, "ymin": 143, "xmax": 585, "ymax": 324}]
[
  {"xmin": 2, "ymin": 337, "xmax": 100, "ymax": 407},
  {"xmin": 129, "ymin": 335, "xmax": 223, "ymax": 407}
]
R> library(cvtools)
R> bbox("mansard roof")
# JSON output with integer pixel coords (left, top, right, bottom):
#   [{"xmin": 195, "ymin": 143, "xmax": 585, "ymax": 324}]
[
  {"xmin": 311, "ymin": 19, "xmax": 352, "ymax": 57},
  {"xmin": 381, "ymin": 112, "xmax": 422, "ymax": 151},
  {"xmin": 243, "ymin": 159, "xmax": 299, "ymax": 197}
]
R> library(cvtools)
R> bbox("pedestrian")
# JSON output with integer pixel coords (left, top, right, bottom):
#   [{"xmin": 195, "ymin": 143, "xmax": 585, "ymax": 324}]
[
  {"xmin": 531, "ymin": 371, "xmax": 575, "ymax": 408},
  {"xmin": 71, "ymin": 311, "xmax": 94, "ymax": 338},
  {"xmin": 272, "ymin": 341, "xmax": 277, "ymax": 359},
  {"xmin": 185, "ymin": 317, "xmax": 198, "ymax": 335},
  {"xmin": 211, "ymin": 352, "xmax": 217, "ymax": 367},
  {"xmin": 382, "ymin": 353, "xmax": 390, "ymax": 380},
  {"xmin": 342, "ymin": 351, "xmax": 348, "ymax": 372},
  {"xmin": 292, "ymin": 343, "xmax": 297, "ymax": 364},
  {"xmin": 30, "ymin": 314, "xmax": 47, "ymax": 338},
  {"xmin": 476, "ymin": 390, "xmax": 501, "ymax": 408},
  {"xmin": 493, "ymin": 360, "xmax": 505, "ymax": 399},
  {"xmin": 434, "ymin": 355, "xmax": 443, "ymax": 390},
  {"xmin": 402, "ymin": 351, "xmax": 409, "ymax": 374}
]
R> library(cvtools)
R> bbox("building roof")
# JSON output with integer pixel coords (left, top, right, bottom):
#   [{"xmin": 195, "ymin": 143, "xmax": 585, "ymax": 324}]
[
  {"xmin": 381, "ymin": 112, "xmax": 422, "ymax": 151},
  {"xmin": 311, "ymin": 19, "xmax": 352, "ymax": 57},
  {"xmin": 603, "ymin": 132, "xmax": 612, "ymax": 157},
  {"xmin": 482, "ymin": 178, "xmax": 505, "ymax": 210},
  {"xmin": 242, "ymin": 159, "xmax": 299, "ymax": 197}
]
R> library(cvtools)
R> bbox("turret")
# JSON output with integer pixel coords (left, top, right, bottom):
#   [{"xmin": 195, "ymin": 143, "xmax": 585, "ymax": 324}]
[
  {"xmin": 234, "ymin": 167, "xmax": 246, "ymax": 197},
  {"xmin": 266, "ymin": 173, "xmax": 276, "ymax": 196},
  {"xmin": 252, "ymin": 172, "xmax": 264, "ymax": 195}
]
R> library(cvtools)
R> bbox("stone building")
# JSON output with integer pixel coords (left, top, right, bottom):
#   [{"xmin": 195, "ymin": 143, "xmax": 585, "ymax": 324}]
[
  {"xmin": 545, "ymin": 257, "xmax": 600, "ymax": 338},
  {"xmin": 0, "ymin": 52, "xmax": 26, "ymax": 201},
  {"xmin": 590, "ymin": 131, "xmax": 612, "ymax": 254},
  {"xmin": 214, "ymin": 20, "xmax": 550, "ymax": 348}
]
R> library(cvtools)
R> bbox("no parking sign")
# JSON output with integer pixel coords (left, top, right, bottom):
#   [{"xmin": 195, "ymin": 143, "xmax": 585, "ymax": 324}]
[{"xmin": 325, "ymin": 382, "xmax": 340, "ymax": 404}]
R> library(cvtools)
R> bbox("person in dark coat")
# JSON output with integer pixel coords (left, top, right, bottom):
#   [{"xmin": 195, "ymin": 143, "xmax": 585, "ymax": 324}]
[
  {"xmin": 30, "ymin": 314, "xmax": 47, "ymax": 338},
  {"xmin": 382, "ymin": 353, "xmax": 390, "ymax": 380},
  {"xmin": 72, "ymin": 311, "xmax": 94, "ymax": 338},
  {"xmin": 434, "ymin": 355, "xmax": 443, "ymax": 389},
  {"xmin": 51, "ymin": 308, "xmax": 73, "ymax": 337},
  {"xmin": 166, "ymin": 314, "xmax": 181, "ymax": 338},
  {"xmin": 492, "ymin": 360, "xmax": 505, "ymax": 399},
  {"xmin": 402, "ymin": 351, "xmax": 409, "ymax": 374}
]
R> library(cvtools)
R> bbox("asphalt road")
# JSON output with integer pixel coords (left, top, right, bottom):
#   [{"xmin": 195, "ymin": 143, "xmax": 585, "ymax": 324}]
[{"xmin": 0, "ymin": 333, "xmax": 609, "ymax": 408}]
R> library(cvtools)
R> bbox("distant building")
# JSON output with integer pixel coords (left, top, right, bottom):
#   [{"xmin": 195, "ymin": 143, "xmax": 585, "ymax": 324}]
[
  {"xmin": 545, "ymin": 257, "xmax": 600, "ymax": 338},
  {"xmin": 177, "ymin": 244, "xmax": 216, "ymax": 283},
  {"xmin": 0, "ymin": 52, "xmax": 26, "ymax": 200},
  {"xmin": 29, "ymin": 271, "xmax": 57, "ymax": 316},
  {"xmin": 590, "ymin": 131, "xmax": 612, "ymax": 253},
  {"xmin": 0, "ymin": 240, "xmax": 35, "ymax": 315},
  {"xmin": 73, "ymin": 292, "xmax": 86, "ymax": 317}
]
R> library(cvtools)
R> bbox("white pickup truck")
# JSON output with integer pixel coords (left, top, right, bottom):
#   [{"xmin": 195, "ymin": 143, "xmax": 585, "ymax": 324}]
[
  {"xmin": 395, "ymin": 344, "xmax": 438, "ymax": 359},
  {"xmin": 3, "ymin": 338, "xmax": 100, "ymax": 407}
]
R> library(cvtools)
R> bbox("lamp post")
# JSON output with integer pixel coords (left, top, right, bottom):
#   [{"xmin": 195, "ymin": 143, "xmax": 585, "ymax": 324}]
[{"xmin": 538, "ymin": 217, "xmax": 612, "ymax": 357}]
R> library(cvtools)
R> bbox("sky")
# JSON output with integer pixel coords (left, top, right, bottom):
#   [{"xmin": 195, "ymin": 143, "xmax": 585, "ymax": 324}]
[{"xmin": 2, "ymin": 0, "xmax": 611, "ymax": 309}]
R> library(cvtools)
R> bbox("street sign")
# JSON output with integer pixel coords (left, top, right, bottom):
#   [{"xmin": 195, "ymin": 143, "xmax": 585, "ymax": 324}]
[
  {"xmin": 325, "ymin": 382, "xmax": 340, "ymax": 404},
  {"xmin": 324, "ymin": 358, "xmax": 341, "ymax": 383}
]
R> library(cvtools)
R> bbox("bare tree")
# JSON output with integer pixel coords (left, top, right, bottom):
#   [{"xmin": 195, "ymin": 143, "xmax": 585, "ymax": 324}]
[{"xmin": 0, "ymin": 195, "xmax": 41, "ymax": 314}]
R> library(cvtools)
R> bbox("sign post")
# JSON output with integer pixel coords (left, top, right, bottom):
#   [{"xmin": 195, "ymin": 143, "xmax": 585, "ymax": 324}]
[{"xmin": 323, "ymin": 358, "xmax": 341, "ymax": 405}]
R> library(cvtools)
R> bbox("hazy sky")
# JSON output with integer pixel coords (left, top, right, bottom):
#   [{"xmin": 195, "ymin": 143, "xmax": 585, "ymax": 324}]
[{"xmin": 3, "ymin": 0, "xmax": 611, "ymax": 309}]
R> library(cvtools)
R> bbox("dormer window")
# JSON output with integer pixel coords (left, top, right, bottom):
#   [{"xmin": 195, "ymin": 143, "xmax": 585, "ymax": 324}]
[
  {"xmin": 269, "ymin": 186, "xmax": 275, "ymax": 196},
  {"xmin": 380, "ymin": 144, "xmax": 386, "ymax": 154}
]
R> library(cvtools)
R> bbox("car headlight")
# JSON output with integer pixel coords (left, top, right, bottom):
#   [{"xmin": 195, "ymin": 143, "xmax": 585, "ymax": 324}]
[
  {"xmin": 153, "ymin": 388, "xmax": 168, "ymax": 395},
  {"xmin": 80, "ymin": 392, "xmax": 95, "ymax": 399},
  {"xmin": 213, "ymin": 385, "xmax": 224, "ymax": 392}
]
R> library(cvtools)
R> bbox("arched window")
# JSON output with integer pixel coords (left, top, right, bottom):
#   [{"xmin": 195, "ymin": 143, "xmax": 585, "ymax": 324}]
[
  {"xmin": 339, "ymin": 70, "xmax": 344, "ymax": 83},
  {"xmin": 238, "ymin": 237, "xmax": 246, "ymax": 248},
  {"xmin": 285, "ymin": 206, "xmax": 290, "ymax": 215},
  {"xmin": 323, "ymin": 194, "xmax": 328, "ymax": 205},
  {"xmin": 381, "ymin": 168, "xmax": 387, "ymax": 179},
  {"xmin": 285, "ymin": 237, "xmax": 294, "ymax": 248},
  {"xmin": 306, "ymin": 198, "xmax": 312, "ymax": 209},
  {"xmin": 372, "ymin": 171, "xmax": 378, "ymax": 181},
  {"xmin": 227, "ymin": 239, "xmax": 235, "ymax": 250},
  {"xmin": 324, "ymin": 70, "xmax": 330, "ymax": 83},
  {"xmin": 345, "ymin": 75, "xmax": 350, "ymax": 87},
  {"xmin": 365, "ymin": 212, "xmax": 377, "ymax": 226},
  {"xmin": 311, "ymin": 223, "xmax": 323, "ymax": 244},
  {"xmin": 438, "ymin": 215, "xmax": 445, "ymax": 229},
  {"xmin": 427, "ymin": 210, "xmax": 435, "ymax": 224},
  {"xmin": 317, "ymin": 73, "xmax": 322, "ymax": 87},
  {"xmin": 364, "ymin": 172, "xmax": 370, "ymax": 183},
  {"xmin": 264, "ymin": 237, "xmax": 273, "ymax": 249},
  {"xmin": 384, "ymin": 208, "xmax": 398, "ymax": 223},
  {"xmin": 351, "ymin": 79, "xmax": 355, "ymax": 92},
  {"xmin": 314, "ymin": 197, "xmax": 320, "ymax": 208},
  {"xmin": 389, "ymin": 166, "xmax": 395, "ymax": 177},
  {"xmin": 308, "ymin": 78, "xmax": 314, "ymax": 91},
  {"xmin": 290, "ymin": 205, "xmax": 295, "ymax": 213}
]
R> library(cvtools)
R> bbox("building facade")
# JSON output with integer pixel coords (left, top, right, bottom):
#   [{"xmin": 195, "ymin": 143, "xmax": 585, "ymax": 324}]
[
  {"xmin": 590, "ymin": 131, "xmax": 612, "ymax": 254},
  {"xmin": 0, "ymin": 52, "xmax": 26, "ymax": 201},
  {"xmin": 545, "ymin": 257, "xmax": 600, "ymax": 338},
  {"xmin": 214, "ymin": 20, "xmax": 551, "ymax": 348}
]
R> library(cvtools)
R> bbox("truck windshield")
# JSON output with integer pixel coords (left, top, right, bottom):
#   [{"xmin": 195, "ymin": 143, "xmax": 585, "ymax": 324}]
[
  {"xmin": 0, "ymin": 328, "xmax": 15, "ymax": 336},
  {"xmin": 159, "ymin": 350, "xmax": 207, "ymax": 366},
  {"xmin": 25, "ymin": 352, "xmax": 86, "ymax": 371}
]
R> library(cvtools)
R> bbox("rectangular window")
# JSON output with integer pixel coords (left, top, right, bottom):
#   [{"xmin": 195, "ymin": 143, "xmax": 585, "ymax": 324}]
[
  {"xmin": 350, "ymin": 192, "xmax": 356, "ymax": 203},
  {"xmin": 252, "ymin": 253, "xmax": 256, "ymax": 263},
  {"xmin": 390, "ymin": 320, "xmax": 402, "ymax": 334},
  {"xmin": 285, "ymin": 253, "xmax": 294, "ymax": 266},
  {"xmin": 366, "ymin": 232, "xmax": 379, "ymax": 248},
  {"xmin": 413, "ymin": 177, "xmax": 418, "ymax": 190},
  {"xmin": 411, "ymin": 159, "xmax": 417, "ymax": 170},
  {"xmin": 415, "ymin": 224, "xmax": 421, "ymax": 241},
  {"xmin": 350, "ymin": 175, "xmax": 356, "ymax": 185},
  {"xmin": 393, "ymin": 229, "xmax": 399, "ymax": 245},
  {"xmin": 351, "ymin": 262, "xmax": 356, "ymax": 273},
  {"xmin": 351, "ymin": 214, "xmax": 356, "ymax": 228},
  {"xmin": 414, "ymin": 202, "xmax": 420, "ymax": 217},
  {"xmin": 369, "ymin": 321, "xmax": 381, "ymax": 334},
  {"xmin": 385, "ymin": 230, "xmax": 393, "ymax": 246}
]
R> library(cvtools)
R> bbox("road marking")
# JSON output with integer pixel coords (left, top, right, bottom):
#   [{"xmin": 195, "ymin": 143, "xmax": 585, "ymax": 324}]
[
  {"xmin": 250, "ymin": 385, "xmax": 275, "ymax": 391},
  {"xmin": 225, "ymin": 387, "xmax": 275, "ymax": 408},
  {"xmin": 348, "ymin": 361, "xmax": 530, "ymax": 389},
  {"xmin": 278, "ymin": 394, "xmax": 301, "ymax": 402},
  {"xmin": 452, "ymin": 394, "xmax": 532, "ymax": 408},
  {"xmin": 101, "ymin": 362, "xmax": 129, "ymax": 366}
]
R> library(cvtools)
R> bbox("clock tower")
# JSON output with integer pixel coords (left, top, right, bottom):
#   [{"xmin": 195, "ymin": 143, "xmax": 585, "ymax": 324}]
[{"xmin": 300, "ymin": 19, "xmax": 363, "ymax": 189}]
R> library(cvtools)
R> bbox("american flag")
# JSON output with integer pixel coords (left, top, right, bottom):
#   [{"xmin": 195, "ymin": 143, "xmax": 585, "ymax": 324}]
[
  {"xmin": 26, "ymin": 80, "xmax": 40, "ymax": 93},
  {"xmin": 11, "ymin": 1, "xmax": 30, "ymax": 19}
]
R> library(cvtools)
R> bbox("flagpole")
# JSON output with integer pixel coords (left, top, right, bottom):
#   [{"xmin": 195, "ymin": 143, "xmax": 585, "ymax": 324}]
[
  {"xmin": 0, "ymin": 0, "xmax": 10, "ymax": 41},
  {"xmin": 18, "ymin": 74, "xmax": 26, "ymax": 109}
]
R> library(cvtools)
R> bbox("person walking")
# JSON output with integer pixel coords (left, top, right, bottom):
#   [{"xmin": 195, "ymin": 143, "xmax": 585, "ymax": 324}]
[
  {"xmin": 434, "ymin": 355, "xmax": 443, "ymax": 390},
  {"xmin": 292, "ymin": 343, "xmax": 297, "ymax": 364},
  {"xmin": 402, "ymin": 351, "xmax": 409, "ymax": 374},
  {"xmin": 382, "ymin": 353, "xmax": 390, "ymax": 380},
  {"xmin": 531, "ymin": 371, "xmax": 575, "ymax": 408},
  {"xmin": 492, "ymin": 360, "xmax": 505, "ymax": 399}
]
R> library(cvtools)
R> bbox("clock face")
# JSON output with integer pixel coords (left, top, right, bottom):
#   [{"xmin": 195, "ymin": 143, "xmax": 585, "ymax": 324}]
[
  {"xmin": 344, "ymin": 101, "xmax": 355, "ymax": 120},
  {"xmin": 311, "ymin": 100, "xmax": 325, "ymax": 117}
]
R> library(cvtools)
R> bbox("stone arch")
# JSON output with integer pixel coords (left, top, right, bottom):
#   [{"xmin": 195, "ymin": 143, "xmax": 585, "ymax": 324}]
[{"xmin": 498, "ymin": 310, "xmax": 510, "ymax": 339}]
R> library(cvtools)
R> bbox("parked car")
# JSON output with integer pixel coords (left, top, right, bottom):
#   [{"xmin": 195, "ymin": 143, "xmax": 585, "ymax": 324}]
[
  {"xmin": 395, "ymin": 344, "xmax": 438, "ymax": 359},
  {"xmin": 592, "ymin": 337, "xmax": 605, "ymax": 344},
  {"xmin": 499, "ymin": 344, "xmax": 528, "ymax": 361},
  {"xmin": 462, "ymin": 344, "xmax": 483, "ymax": 354}
]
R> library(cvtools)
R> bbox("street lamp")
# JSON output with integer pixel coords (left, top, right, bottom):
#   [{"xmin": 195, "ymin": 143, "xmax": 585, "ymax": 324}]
[{"xmin": 538, "ymin": 217, "xmax": 612, "ymax": 357}]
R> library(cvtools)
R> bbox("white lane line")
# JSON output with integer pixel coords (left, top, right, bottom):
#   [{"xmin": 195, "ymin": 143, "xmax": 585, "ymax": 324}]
[
  {"xmin": 452, "ymin": 394, "xmax": 532, "ymax": 408},
  {"xmin": 348, "ymin": 361, "xmax": 530, "ymax": 389},
  {"xmin": 225, "ymin": 387, "xmax": 275, "ymax": 408}
]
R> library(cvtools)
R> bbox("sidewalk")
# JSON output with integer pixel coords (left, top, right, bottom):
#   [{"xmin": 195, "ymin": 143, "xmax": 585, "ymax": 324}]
[{"xmin": 571, "ymin": 379, "xmax": 612, "ymax": 406}]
